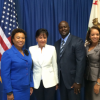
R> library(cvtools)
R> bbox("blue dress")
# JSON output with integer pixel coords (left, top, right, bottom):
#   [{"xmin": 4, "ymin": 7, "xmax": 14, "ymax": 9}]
[{"xmin": 1, "ymin": 45, "xmax": 34, "ymax": 100}]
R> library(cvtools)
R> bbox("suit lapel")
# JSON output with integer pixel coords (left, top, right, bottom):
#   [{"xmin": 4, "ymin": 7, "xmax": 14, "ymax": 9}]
[
  {"xmin": 87, "ymin": 43, "xmax": 100, "ymax": 55},
  {"xmin": 11, "ymin": 45, "xmax": 27, "ymax": 61},
  {"xmin": 94, "ymin": 43, "xmax": 100, "ymax": 52},
  {"xmin": 39, "ymin": 44, "xmax": 47, "ymax": 66},
  {"xmin": 60, "ymin": 34, "xmax": 72, "ymax": 59},
  {"xmin": 34, "ymin": 45, "xmax": 43, "ymax": 67},
  {"xmin": 56, "ymin": 39, "xmax": 61, "ymax": 61},
  {"xmin": 35, "ymin": 45, "xmax": 47, "ymax": 67}
]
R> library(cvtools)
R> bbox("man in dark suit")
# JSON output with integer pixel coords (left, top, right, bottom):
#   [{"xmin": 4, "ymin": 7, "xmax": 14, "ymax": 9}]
[{"xmin": 54, "ymin": 21, "xmax": 86, "ymax": 100}]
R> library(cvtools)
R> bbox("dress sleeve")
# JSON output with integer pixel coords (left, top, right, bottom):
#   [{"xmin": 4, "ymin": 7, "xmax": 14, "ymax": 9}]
[{"xmin": 1, "ymin": 52, "xmax": 13, "ymax": 93}]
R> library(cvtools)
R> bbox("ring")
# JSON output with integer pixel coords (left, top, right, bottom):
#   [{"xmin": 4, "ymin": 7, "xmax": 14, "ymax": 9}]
[{"xmin": 78, "ymin": 89, "xmax": 80, "ymax": 91}]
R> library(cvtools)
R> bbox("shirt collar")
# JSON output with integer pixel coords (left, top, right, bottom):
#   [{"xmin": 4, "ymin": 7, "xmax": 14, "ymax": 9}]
[{"xmin": 61, "ymin": 33, "xmax": 70, "ymax": 43}]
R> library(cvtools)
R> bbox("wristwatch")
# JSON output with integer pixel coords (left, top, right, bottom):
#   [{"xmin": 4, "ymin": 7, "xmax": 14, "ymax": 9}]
[{"xmin": 97, "ymin": 82, "xmax": 100, "ymax": 86}]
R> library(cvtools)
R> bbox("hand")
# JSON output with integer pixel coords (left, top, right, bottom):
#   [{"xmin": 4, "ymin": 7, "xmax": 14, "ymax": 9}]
[
  {"xmin": 55, "ymin": 84, "xmax": 59, "ymax": 90},
  {"xmin": 94, "ymin": 83, "xmax": 100, "ymax": 94},
  {"xmin": 71, "ymin": 83, "xmax": 81, "ymax": 94},
  {"xmin": 97, "ymin": 78, "xmax": 100, "ymax": 83},
  {"xmin": 7, "ymin": 93, "xmax": 14, "ymax": 100},
  {"xmin": 30, "ymin": 87, "xmax": 33, "ymax": 96}
]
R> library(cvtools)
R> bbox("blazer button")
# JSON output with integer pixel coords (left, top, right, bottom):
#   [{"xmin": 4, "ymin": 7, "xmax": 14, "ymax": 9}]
[{"xmin": 26, "ymin": 62, "xmax": 28, "ymax": 64}]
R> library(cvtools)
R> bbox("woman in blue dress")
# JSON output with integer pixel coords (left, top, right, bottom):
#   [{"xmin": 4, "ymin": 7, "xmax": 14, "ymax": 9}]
[{"xmin": 1, "ymin": 28, "xmax": 33, "ymax": 100}]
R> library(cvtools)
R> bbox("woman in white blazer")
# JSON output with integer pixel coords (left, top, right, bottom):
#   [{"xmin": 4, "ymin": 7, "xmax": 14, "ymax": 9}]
[{"xmin": 29, "ymin": 29, "xmax": 59, "ymax": 100}]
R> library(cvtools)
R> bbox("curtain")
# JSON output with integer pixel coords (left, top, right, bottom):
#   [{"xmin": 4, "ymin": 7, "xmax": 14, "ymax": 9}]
[
  {"xmin": 14, "ymin": 0, "xmax": 93, "ymax": 48},
  {"xmin": 0, "ymin": 0, "xmax": 93, "ymax": 100}
]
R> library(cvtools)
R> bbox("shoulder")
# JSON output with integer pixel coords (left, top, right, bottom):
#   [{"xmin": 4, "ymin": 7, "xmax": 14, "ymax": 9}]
[
  {"xmin": 45, "ymin": 45, "xmax": 56, "ymax": 55},
  {"xmin": 70, "ymin": 35, "xmax": 84, "ymax": 45},
  {"xmin": 98, "ymin": 42, "xmax": 100, "ymax": 47},
  {"xmin": 1, "ymin": 49, "xmax": 12, "ymax": 61},
  {"xmin": 71, "ymin": 34, "xmax": 83, "ymax": 42},
  {"xmin": 54, "ymin": 39, "xmax": 61, "ymax": 46},
  {"xmin": 29, "ymin": 45, "xmax": 37, "ymax": 49},
  {"xmin": 46, "ymin": 44, "xmax": 55, "ymax": 50},
  {"xmin": 85, "ymin": 44, "xmax": 90, "ymax": 48},
  {"xmin": 55, "ymin": 39, "xmax": 61, "ymax": 43},
  {"xmin": 45, "ymin": 45, "xmax": 56, "ymax": 53},
  {"xmin": 95, "ymin": 42, "xmax": 100, "ymax": 50},
  {"xmin": 29, "ymin": 45, "xmax": 37, "ymax": 50},
  {"xmin": 2, "ymin": 47, "xmax": 13, "ymax": 56}
]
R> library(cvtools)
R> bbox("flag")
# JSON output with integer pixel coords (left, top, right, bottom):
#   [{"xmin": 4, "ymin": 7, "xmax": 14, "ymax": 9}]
[
  {"xmin": 88, "ymin": 0, "xmax": 100, "ymax": 28},
  {"xmin": 0, "ymin": 0, "xmax": 18, "ymax": 83},
  {"xmin": 85, "ymin": 0, "xmax": 100, "ymax": 46}
]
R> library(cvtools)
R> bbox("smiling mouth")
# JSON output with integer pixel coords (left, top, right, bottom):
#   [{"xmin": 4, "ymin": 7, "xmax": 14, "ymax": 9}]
[
  {"xmin": 40, "ymin": 42, "xmax": 45, "ymax": 43},
  {"xmin": 18, "ymin": 43, "xmax": 23, "ymax": 45},
  {"xmin": 92, "ymin": 39, "xmax": 99, "ymax": 41},
  {"xmin": 62, "ymin": 31, "xmax": 66, "ymax": 34},
  {"xmin": 62, "ymin": 31, "xmax": 66, "ymax": 32}
]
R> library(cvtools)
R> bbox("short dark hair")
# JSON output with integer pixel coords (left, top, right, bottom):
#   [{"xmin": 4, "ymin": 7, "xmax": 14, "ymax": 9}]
[
  {"xmin": 86, "ymin": 26, "xmax": 100, "ymax": 44},
  {"xmin": 11, "ymin": 28, "xmax": 27, "ymax": 44},
  {"xmin": 35, "ymin": 28, "xmax": 48, "ymax": 38}
]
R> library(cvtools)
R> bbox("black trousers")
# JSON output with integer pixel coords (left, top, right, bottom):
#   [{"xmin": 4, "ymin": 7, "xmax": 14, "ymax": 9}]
[
  {"xmin": 34, "ymin": 80, "xmax": 56, "ymax": 100},
  {"xmin": 59, "ymin": 72, "xmax": 80, "ymax": 100}
]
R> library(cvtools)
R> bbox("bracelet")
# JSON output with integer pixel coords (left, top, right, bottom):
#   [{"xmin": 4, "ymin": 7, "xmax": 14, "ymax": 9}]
[{"xmin": 97, "ymin": 82, "xmax": 100, "ymax": 86}]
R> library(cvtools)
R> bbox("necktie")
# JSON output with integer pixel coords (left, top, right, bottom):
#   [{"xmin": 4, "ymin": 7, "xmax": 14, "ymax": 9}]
[{"xmin": 60, "ymin": 40, "xmax": 65, "ymax": 57}]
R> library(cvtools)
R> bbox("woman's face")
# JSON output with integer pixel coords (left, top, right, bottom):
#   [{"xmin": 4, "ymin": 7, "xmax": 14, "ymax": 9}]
[
  {"xmin": 89, "ymin": 29, "xmax": 100, "ymax": 44},
  {"xmin": 36, "ymin": 33, "xmax": 47, "ymax": 48},
  {"xmin": 13, "ymin": 32, "xmax": 25, "ymax": 49}
]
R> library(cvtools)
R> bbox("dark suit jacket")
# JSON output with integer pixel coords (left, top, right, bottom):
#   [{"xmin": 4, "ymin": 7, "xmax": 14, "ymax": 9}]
[{"xmin": 54, "ymin": 34, "xmax": 86, "ymax": 89}]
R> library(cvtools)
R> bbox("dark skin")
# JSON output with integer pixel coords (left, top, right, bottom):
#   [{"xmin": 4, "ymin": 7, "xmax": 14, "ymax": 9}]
[
  {"xmin": 58, "ymin": 21, "xmax": 70, "ymax": 39},
  {"xmin": 59, "ymin": 21, "xmax": 81, "ymax": 94},
  {"xmin": 7, "ymin": 33, "xmax": 33, "ymax": 100}
]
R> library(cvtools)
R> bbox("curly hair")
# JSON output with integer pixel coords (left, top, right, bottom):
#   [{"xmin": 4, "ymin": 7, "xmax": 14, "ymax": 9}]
[
  {"xmin": 86, "ymin": 26, "xmax": 100, "ymax": 44},
  {"xmin": 11, "ymin": 28, "xmax": 27, "ymax": 44}
]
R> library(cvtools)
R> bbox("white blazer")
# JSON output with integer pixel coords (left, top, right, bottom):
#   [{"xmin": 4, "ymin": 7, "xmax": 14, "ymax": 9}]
[{"xmin": 29, "ymin": 44, "xmax": 59, "ymax": 89}]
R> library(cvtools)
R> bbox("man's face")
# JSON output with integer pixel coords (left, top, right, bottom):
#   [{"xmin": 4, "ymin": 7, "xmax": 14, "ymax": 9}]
[{"xmin": 59, "ymin": 21, "xmax": 70, "ymax": 38}]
